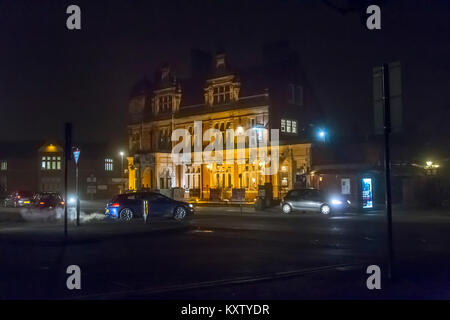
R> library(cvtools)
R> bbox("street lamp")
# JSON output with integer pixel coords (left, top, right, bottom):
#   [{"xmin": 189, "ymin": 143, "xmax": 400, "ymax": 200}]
[
  {"xmin": 317, "ymin": 128, "xmax": 327, "ymax": 142},
  {"xmin": 425, "ymin": 160, "xmax": 440, "ymax": 175},
  {"xmin": 119, "ymin": 151, "xmax": 124, "ymax": 176}
]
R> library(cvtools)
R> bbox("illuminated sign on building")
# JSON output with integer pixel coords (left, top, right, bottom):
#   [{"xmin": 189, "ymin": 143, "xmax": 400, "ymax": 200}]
[{"xmin": 362, "ymin": 178, "xmax": 373, "ymax": 209}]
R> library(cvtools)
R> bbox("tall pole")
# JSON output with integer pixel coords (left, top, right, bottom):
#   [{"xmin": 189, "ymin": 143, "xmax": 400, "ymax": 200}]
[
  {"xmin": 64, "ymin": 123, "xmax": 72, "ymax": 238},
  {"xmin": 76, "ymin": 164, "xmax": 80, "ymax": 226},
  {"xmin": 120, "ymin": 152, "xmax": 124, "ymax": 194},
  {"xmin": 383, "ymin": 63, "xmax": 394, "ymax": 280},
  {"xmin": 121, "ymin": 154, "xmax": 124, "ymax": 176}
]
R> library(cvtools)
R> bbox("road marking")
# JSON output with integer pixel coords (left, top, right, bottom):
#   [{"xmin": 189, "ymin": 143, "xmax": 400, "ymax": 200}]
[
  {"xmin": 72, "ymin": 263, "xmax": 366, "ymax": 299},
  {"xmin": 188, "ymin": 229, "xmax": 214, "ymax": 234}
]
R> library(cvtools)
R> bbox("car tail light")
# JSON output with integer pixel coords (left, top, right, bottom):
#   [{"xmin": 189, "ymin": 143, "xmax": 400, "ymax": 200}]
[
  {"xmin": 111, "ymin": 203, "xmax": 120, "ymax": 207},
  {"xmin": 17, "ymin": 196, "xmax": 21, "ymax": 199},
  {"xmin": 39, "ymin": 202, "xmax": 45, "ymax": 205}
]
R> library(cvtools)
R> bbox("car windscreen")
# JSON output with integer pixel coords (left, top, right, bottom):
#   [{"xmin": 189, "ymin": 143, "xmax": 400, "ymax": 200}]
[
  {"xmin": 302, "ymin": 189, "xmax": 324, "ymax": 200},
  {"xmin": 113, "ymin": 194, "xmax": 139, "ymax": 201},
  {"xmin": 141, "ymin": 193, "xmax": 168, "ymax": 201},
  {"xmin": 39, "ymin": 194, "xmax": 61, "ymax": 201}
]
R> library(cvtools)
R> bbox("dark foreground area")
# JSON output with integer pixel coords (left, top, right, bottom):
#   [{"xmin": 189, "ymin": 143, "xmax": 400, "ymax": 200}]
[{"xmin": 0, "ymin": 206, "xmax": 450, "ymax": 299}]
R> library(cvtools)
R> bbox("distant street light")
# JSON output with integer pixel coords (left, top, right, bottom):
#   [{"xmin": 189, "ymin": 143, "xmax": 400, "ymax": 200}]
[
  {"xmin": 317, "ymin": 128, "xmax": 327, "ymax": 142},
  {"xmin": 425, "ymin": 160, "xmax": 440, "ymax": 175},
  {"xmin": 119, "ymin": 151, "xmax": 124, "ymax": 176}
]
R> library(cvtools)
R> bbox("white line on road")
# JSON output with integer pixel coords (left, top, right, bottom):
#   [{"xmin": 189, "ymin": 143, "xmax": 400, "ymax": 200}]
[{"xmin": 72, "ymin": 263, "xmax": 366, "ymax": 300}]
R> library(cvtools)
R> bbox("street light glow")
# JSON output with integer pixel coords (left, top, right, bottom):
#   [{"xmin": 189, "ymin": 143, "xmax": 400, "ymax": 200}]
[{"xmin": 317, "ymin": 128, "xmax": 327, "ymax": 141}]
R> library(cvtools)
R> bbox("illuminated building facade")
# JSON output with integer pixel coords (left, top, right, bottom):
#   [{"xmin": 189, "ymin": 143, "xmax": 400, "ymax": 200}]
[{"xmin": 127, "ymin": 43, "xmax": 324, "ymax": 201}]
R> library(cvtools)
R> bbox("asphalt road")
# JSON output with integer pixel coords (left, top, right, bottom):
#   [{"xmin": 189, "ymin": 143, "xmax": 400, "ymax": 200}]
[{"xmin": 0, "ymin": 205, "xmax": 450, "ymax": 299}]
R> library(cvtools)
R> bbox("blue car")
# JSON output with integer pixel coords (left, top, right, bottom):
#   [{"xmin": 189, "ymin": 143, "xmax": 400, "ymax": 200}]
[{"xmin": 105, "ymin": 191, "xmax": 194, "ymax": 222}]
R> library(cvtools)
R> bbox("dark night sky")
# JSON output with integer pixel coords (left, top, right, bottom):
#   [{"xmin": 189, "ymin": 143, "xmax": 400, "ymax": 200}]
[{"xmin": 0, "ymin": 0, "xmax": 449, "ymax": 148}]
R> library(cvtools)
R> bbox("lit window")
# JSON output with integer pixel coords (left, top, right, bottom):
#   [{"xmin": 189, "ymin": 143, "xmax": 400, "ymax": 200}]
[
  {"xmin": 105, "ymin": 158, "xmax": 114, "ymax": 171},
  {"xmin": 57, "ymin": 157, "xmax": 61, "ymax": 170},
  {"xmin": 42, "ymin": 157, "xmax": 46, "ymax": 169},
  {"xmin": 281, "ymin": 119, "xmax": 297, "ymax": 134},
  {"xmin": 0, "ymin": 161, "xmax": 7, "ymax": 171},
  {"xmin": 159, "ymin": 95, "xmax": 172, "ymax": 113},
  {"xmin": 213, "ymin": 85, "xmax": 231, "ymax": 104}
]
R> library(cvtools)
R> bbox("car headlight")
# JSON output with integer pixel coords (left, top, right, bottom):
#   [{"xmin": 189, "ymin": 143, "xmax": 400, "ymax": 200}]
[
  {"xmin": 331, "ymin": 199, "xmax": 343, "ymax": 205},
  {"xmin": 68, "ymin": 197, "xmax": 76, "ymax": 204},
  {"xmin": 347, "ymin": 200, "xmax": 351, "ymax": 204},
  {"xmin": 188, "ymin": 203, "xmax": 193, "ymax": 208}
]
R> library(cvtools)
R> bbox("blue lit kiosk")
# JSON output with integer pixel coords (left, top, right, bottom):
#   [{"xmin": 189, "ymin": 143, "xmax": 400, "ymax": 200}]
[{"xmin": 308, "ymin": 164, "xmax": 384, "ymax": 213}]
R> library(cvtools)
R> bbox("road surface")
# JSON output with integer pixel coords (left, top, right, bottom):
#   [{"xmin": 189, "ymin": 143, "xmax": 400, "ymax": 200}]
[{"xmin": 0, "ymin": 205, "xmax": 449, "ymax": 299}]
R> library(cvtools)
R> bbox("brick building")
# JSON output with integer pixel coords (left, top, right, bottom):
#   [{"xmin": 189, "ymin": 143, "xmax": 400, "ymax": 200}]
[{"xmin": 126, "ymin": 43, "xmax": 324, "ymax": 201}]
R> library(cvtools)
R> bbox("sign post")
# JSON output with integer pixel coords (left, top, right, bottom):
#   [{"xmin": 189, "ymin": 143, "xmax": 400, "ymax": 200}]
[
  {"xmin": 64, "ymin": 123, "xmax": 72, "ymax": 238},
  {"xmin": 73, "ymin": 148, "xmax": 81, "ymax": 226},
  {"xmin": 382, "ymin": 63, "xmax": 394, "ymax": 280},
  {"xmin": 232, "ymin": 188, "xmax": 245, "ymax": 216},
  {"xmin": 373, "ymin": 63, "xmax": 402, "ymax": 280}
]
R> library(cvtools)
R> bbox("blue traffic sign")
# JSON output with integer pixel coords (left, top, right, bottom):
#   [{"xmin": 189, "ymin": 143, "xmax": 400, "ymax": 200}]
[{"xmin": 73, "ymin": 149, "xmax": 80, "ymax": 165}]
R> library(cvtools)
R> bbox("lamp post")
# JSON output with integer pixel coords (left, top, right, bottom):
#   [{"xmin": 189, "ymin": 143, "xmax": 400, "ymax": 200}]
[
  {"xmin": 73, "ymin": 148, "xmax": 80, "ymax": 226},
  {"xmin": 120, "ymin": 151, "xmax": 124, "ymax": 176},
  {"xmin": 119, "ymin": 151, "xmax": 125, "ymax": 194},
  {"xmin": 425, "ymin": 161, "xmax": 439, "ymax": 176},
  {"xmin": 318, "ymin": 129, "xmax": 327, "ymax": 142}
]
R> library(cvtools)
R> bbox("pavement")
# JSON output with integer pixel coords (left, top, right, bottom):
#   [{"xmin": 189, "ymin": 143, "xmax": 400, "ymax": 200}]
[{"xmin": 0, "ymin": 204, "xmax": 450, "ymax": 299}]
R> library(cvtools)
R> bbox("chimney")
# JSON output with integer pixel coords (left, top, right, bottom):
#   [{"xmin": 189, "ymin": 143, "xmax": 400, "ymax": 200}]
[
  {"xmin": 161, "ymin": 63, "xmax": 170, "ymax": 80},
  {"xmin": 215, "ymin": 49, "xmax": 227, "ymax": 70}
]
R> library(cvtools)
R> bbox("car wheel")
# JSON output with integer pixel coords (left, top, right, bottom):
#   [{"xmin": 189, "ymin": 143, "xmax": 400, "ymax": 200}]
[
  {"xmin": 281, "ymin": 203, "xmax": 292, "ymax": 214},
  {"xmin": 119, "ymin": 208, "xmax": 134, "ymax": 221},
  {"xmin": 174, "ymin": 206, "xmax": 187, "ymax": 221},
  {"xmin": 320, "ymin": 204, "xmax": 331, "ymax": 215}
]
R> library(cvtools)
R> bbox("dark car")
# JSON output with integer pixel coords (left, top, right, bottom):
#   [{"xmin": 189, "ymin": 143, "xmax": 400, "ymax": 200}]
[
  {"xmin": 32, "ymin": 192, "xmax": 65, "ymax": 209},
  {"xmin": 4, "ymin": 190, "xmax": 34, "ymax": 207},
  {"xmin": 105, "ymin": 192, "xmax": 194, "ymax": 222},
  {"xmin": 280, "ymin": 188, "xmax": 350, "ymax": 215}
]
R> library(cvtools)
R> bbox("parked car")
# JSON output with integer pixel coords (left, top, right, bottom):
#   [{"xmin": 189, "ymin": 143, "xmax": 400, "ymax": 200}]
[
  {"xmin": 280, "ymin": 188, "xmax": 350, "ymax": 215},
  {"xmin": 105, "ymin": 192, "xmax": 194, "ymax": 222},
  {"xmin": 32, "ymin": 192, "xmax": 65, "ymax": 210},
  {"xmin": 4, "ymin": 190, "xmax": 34, "ymax": 207}
]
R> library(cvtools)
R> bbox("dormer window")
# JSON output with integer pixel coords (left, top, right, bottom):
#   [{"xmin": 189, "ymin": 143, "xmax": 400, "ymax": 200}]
[
  {"xmin": 213, "ymin": 85, "xmax": 231, "ymax": 104},
  {"xmin": 158, "ymin": 95, "xmax": 172, "ymax": 113}
]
